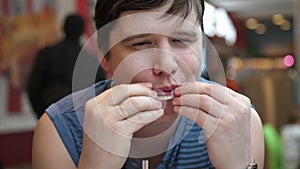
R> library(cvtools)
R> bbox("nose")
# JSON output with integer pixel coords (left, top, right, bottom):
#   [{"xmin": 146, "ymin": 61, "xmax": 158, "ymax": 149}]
[{"xmin": 153, "ymin": 47, "xmax": 178, "ymax": 76}]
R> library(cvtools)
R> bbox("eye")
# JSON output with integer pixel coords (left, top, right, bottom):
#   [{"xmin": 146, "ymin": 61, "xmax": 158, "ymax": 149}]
[
  {"xmin": 132, "ymin": 41, "xmax": 153, "ymax": 49},
  {"xmin": 171, "ymin": 38, "xmax": 191, "ymax": 47},
  {"xmin": 172, "ymin": 39, "xmax": 191, "ymax": 43}
]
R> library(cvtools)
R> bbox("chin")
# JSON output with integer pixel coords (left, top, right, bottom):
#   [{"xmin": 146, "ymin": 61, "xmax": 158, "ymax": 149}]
[
  {"xmin": 157, "ymin": 113, "xmax": 178, "ymax": 123},
  {"xmin": 156, "ymin": 101, "xmax": 178, "ymax": 122}
]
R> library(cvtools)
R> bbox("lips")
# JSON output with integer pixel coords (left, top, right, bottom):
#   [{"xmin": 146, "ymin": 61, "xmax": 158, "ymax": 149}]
[
  {"xmin": 155, "ymin": 90, "xmax": 173, "ymax": 96},
  {"xmin": 153, "ymin": 84, "xmax": 179, "ymax": 100}
]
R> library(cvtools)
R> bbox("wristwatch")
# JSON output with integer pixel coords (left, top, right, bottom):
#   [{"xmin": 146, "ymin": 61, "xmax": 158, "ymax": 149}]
[{"xmin": 246, "ymin": 159, "xmax": 258, "ymax": 169}]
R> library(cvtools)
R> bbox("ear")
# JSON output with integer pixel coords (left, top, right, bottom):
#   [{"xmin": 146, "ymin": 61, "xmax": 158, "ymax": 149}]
[
  {"xmin": 98, "ymin": 53, "xmax": 113, "ymax": 79},
  {"xmin": 100, "ymin": 57, "xmax": 110, "ymax": 73}
]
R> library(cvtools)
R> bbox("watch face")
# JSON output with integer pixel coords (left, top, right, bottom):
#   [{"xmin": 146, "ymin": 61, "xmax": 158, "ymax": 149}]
[{"xmin": 248, "ymin": 163, "xmax": 258, "ymax": 169}]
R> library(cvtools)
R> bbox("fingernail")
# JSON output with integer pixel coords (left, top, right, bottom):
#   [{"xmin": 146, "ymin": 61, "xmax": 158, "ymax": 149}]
[{"xmin": 173, "ymin": 88, "xmax": 181, "ymax": 96}]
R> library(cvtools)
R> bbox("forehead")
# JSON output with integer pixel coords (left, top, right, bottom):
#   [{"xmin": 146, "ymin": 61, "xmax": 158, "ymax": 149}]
[{"xmin": 109, "ymin": 9, "xmax": 201, "ymax": 44}]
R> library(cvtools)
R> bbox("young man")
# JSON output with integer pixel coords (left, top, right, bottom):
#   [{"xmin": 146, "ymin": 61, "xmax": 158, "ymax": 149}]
[{"xmin": 32, "ymin": 0, "xmax": 264, "ymax": 168}]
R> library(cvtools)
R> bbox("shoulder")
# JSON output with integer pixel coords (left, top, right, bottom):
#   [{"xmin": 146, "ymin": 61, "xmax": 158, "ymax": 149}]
[
  {"xmin": 39, "ymin": 79, "xmax": 112, "ymax": 165},
  {"xmin": 32, "ymin": 114, "xmax": 76, "ymax": 169},
  {"xmin": 37, "ymin": 44, "xmax": 58, "ymax": 56},
  {"xmin": 45, "ymin": 79, "xmax": 113, "ymax": 139},
  {"xmin": 250, "ymin": 108, "xmax": 265, "ymax": 169},
  {"xmin": 46, "ymin": 79, "xmax": 112, "ymax": 118},
  {"xmin": 250, "ymin": 108, "xmax": 263, "ymax": 137}
]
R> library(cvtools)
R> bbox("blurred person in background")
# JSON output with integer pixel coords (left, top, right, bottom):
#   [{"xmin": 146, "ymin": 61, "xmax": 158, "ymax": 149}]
[
  {"xmin": 281, "ymin": 113, "xmax": 300, "ymax": 169},
  {"xmin": 27, "ymin": 13, "xmax": 106, "ymax": 119}
]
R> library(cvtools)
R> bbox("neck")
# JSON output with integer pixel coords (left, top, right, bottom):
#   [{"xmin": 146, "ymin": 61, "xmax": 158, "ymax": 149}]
[
  {"xmin": 134, "ymin": 116, "xmax": 179, "ymax": 138},
  {"xmin": 128, "ymin": 117, "xmax": 180, "ymax": 159}
]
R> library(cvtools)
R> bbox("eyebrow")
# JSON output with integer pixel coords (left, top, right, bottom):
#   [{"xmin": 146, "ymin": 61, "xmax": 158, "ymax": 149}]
[
  {"xmin": 173, "ymin": 30, "xmax": 199, "ymax": 38},
  {"xmin": 121, "ymin": 33, "xmax": 152, "ymax": 42},
  {"xmin": 121, "ymin": 30, "xmax": 199, "ymax": 43}
]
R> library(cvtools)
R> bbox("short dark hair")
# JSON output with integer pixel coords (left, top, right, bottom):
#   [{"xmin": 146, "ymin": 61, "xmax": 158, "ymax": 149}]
[
  {"xmin": 94, "ymin": 0, "xmax": 204, "ymax": 58},
  {"xmin": 64, "ymin": 14, "xmax": 85, "ymax": 38}
]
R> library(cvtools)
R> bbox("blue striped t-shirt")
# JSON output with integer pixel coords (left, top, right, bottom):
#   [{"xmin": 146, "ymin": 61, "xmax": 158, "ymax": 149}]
[{"xmin": 46, "ymin": 79, "xmax": 215, "ymax": 169}]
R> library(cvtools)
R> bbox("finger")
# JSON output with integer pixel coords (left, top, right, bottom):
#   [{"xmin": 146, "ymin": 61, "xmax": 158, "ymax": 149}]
[
  {"xmin": 172, "ymin": 94, "xmax": 225, "ymax": 118},
  {"xmin": 173, "ymin": 105, "xmax": 219, "ymax": 139},
  {"xmin": 225, "ymin": 87, "xmax": 251, "ymax": 106},
  {"xmin": 112, "ymin": 84, "xmax": 157, "ymax": 105},
  {"xmin": 121, "ymin": 109, "xmax": 164, "ymax": 134},
  {"xmin": 97, "ymin": 83, "xmax": 157, "ymax": 106},
  {"xmin": 173, "ymin": 82, "xmax": 233, "ymax": 104},
  {"xmin": 114, "ymin": 96, "xmax": 162, "ymax": 120},
  {"xmin": 174, "ymin": 105, "xmax": 207, "ymax": 127}
]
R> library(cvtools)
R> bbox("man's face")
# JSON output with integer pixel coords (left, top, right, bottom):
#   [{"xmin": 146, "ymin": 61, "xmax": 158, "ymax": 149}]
[
  {"xmin": 103, "ymin": 6, "xmax": 203, "ymax": 121},
  {"xmin": 107, "ymin": 9, "xmax": 203, "ymax": 86}
]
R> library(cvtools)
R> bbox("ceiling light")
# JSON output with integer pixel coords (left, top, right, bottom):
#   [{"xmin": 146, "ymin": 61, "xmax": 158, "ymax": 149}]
[
  {"xmin": 255, "ymin": 23, "xmax": 266, "ymax": 35},
  {"xmin": 280, "ymin": 20, "xmax": 291, "ymax": 31},
  {"xmin": 272, "ymin": 14, "xmax": 285, "ymax": 25},
  {"xmin": 245, "ymin": 18, "xmax": 258, "ymax": 30}
]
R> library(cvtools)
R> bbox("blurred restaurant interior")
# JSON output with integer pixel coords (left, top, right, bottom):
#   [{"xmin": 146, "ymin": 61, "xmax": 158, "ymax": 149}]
[{"xmin": 0, "ymin": 0, "xmax": 299, "ymax": 168}]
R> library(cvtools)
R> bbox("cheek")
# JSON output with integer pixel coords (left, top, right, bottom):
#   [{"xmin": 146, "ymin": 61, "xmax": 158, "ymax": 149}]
[
  {"xmin": 130, "ymin": 70, "xmax": 152, "ymax": 83},
  {"xmin": 110, "ymin": 51, "xmax": 155, "ymax": 84},
  {"xmin": 177, "ymin": 52, "xmax": 202, "ymax": 79},
  {"xmin": 108, "ymin": 47, "xmax": 134, "ymax": 73}
]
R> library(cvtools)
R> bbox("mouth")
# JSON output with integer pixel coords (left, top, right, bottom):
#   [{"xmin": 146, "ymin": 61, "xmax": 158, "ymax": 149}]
[
  {"xmin": 154, "ymin": 85, "xmax": 179, "ymax": 101},
  {"xmin": 157, "ymin": 92, "xmax": 174, "ymax": 101}
]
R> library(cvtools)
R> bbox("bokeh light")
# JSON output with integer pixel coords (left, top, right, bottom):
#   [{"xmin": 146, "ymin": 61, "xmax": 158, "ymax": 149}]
[
  {"xmin": 272, "ymin": 14, "xmax": 285, "ymax": 25},
  {"xmin": 281, "ymin": 20, "xmax": 291, "ymax": 31},
  {"xmin": 284, "ymin": 55, "xmax": 295, "ymax": 67},
  {"xmin": 255, "ymin": 23, "xmax": 266, "ymax": 35},
  {"xmin": 245, "ymin": 18, "xmax": 258, "ymax": 30}
]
